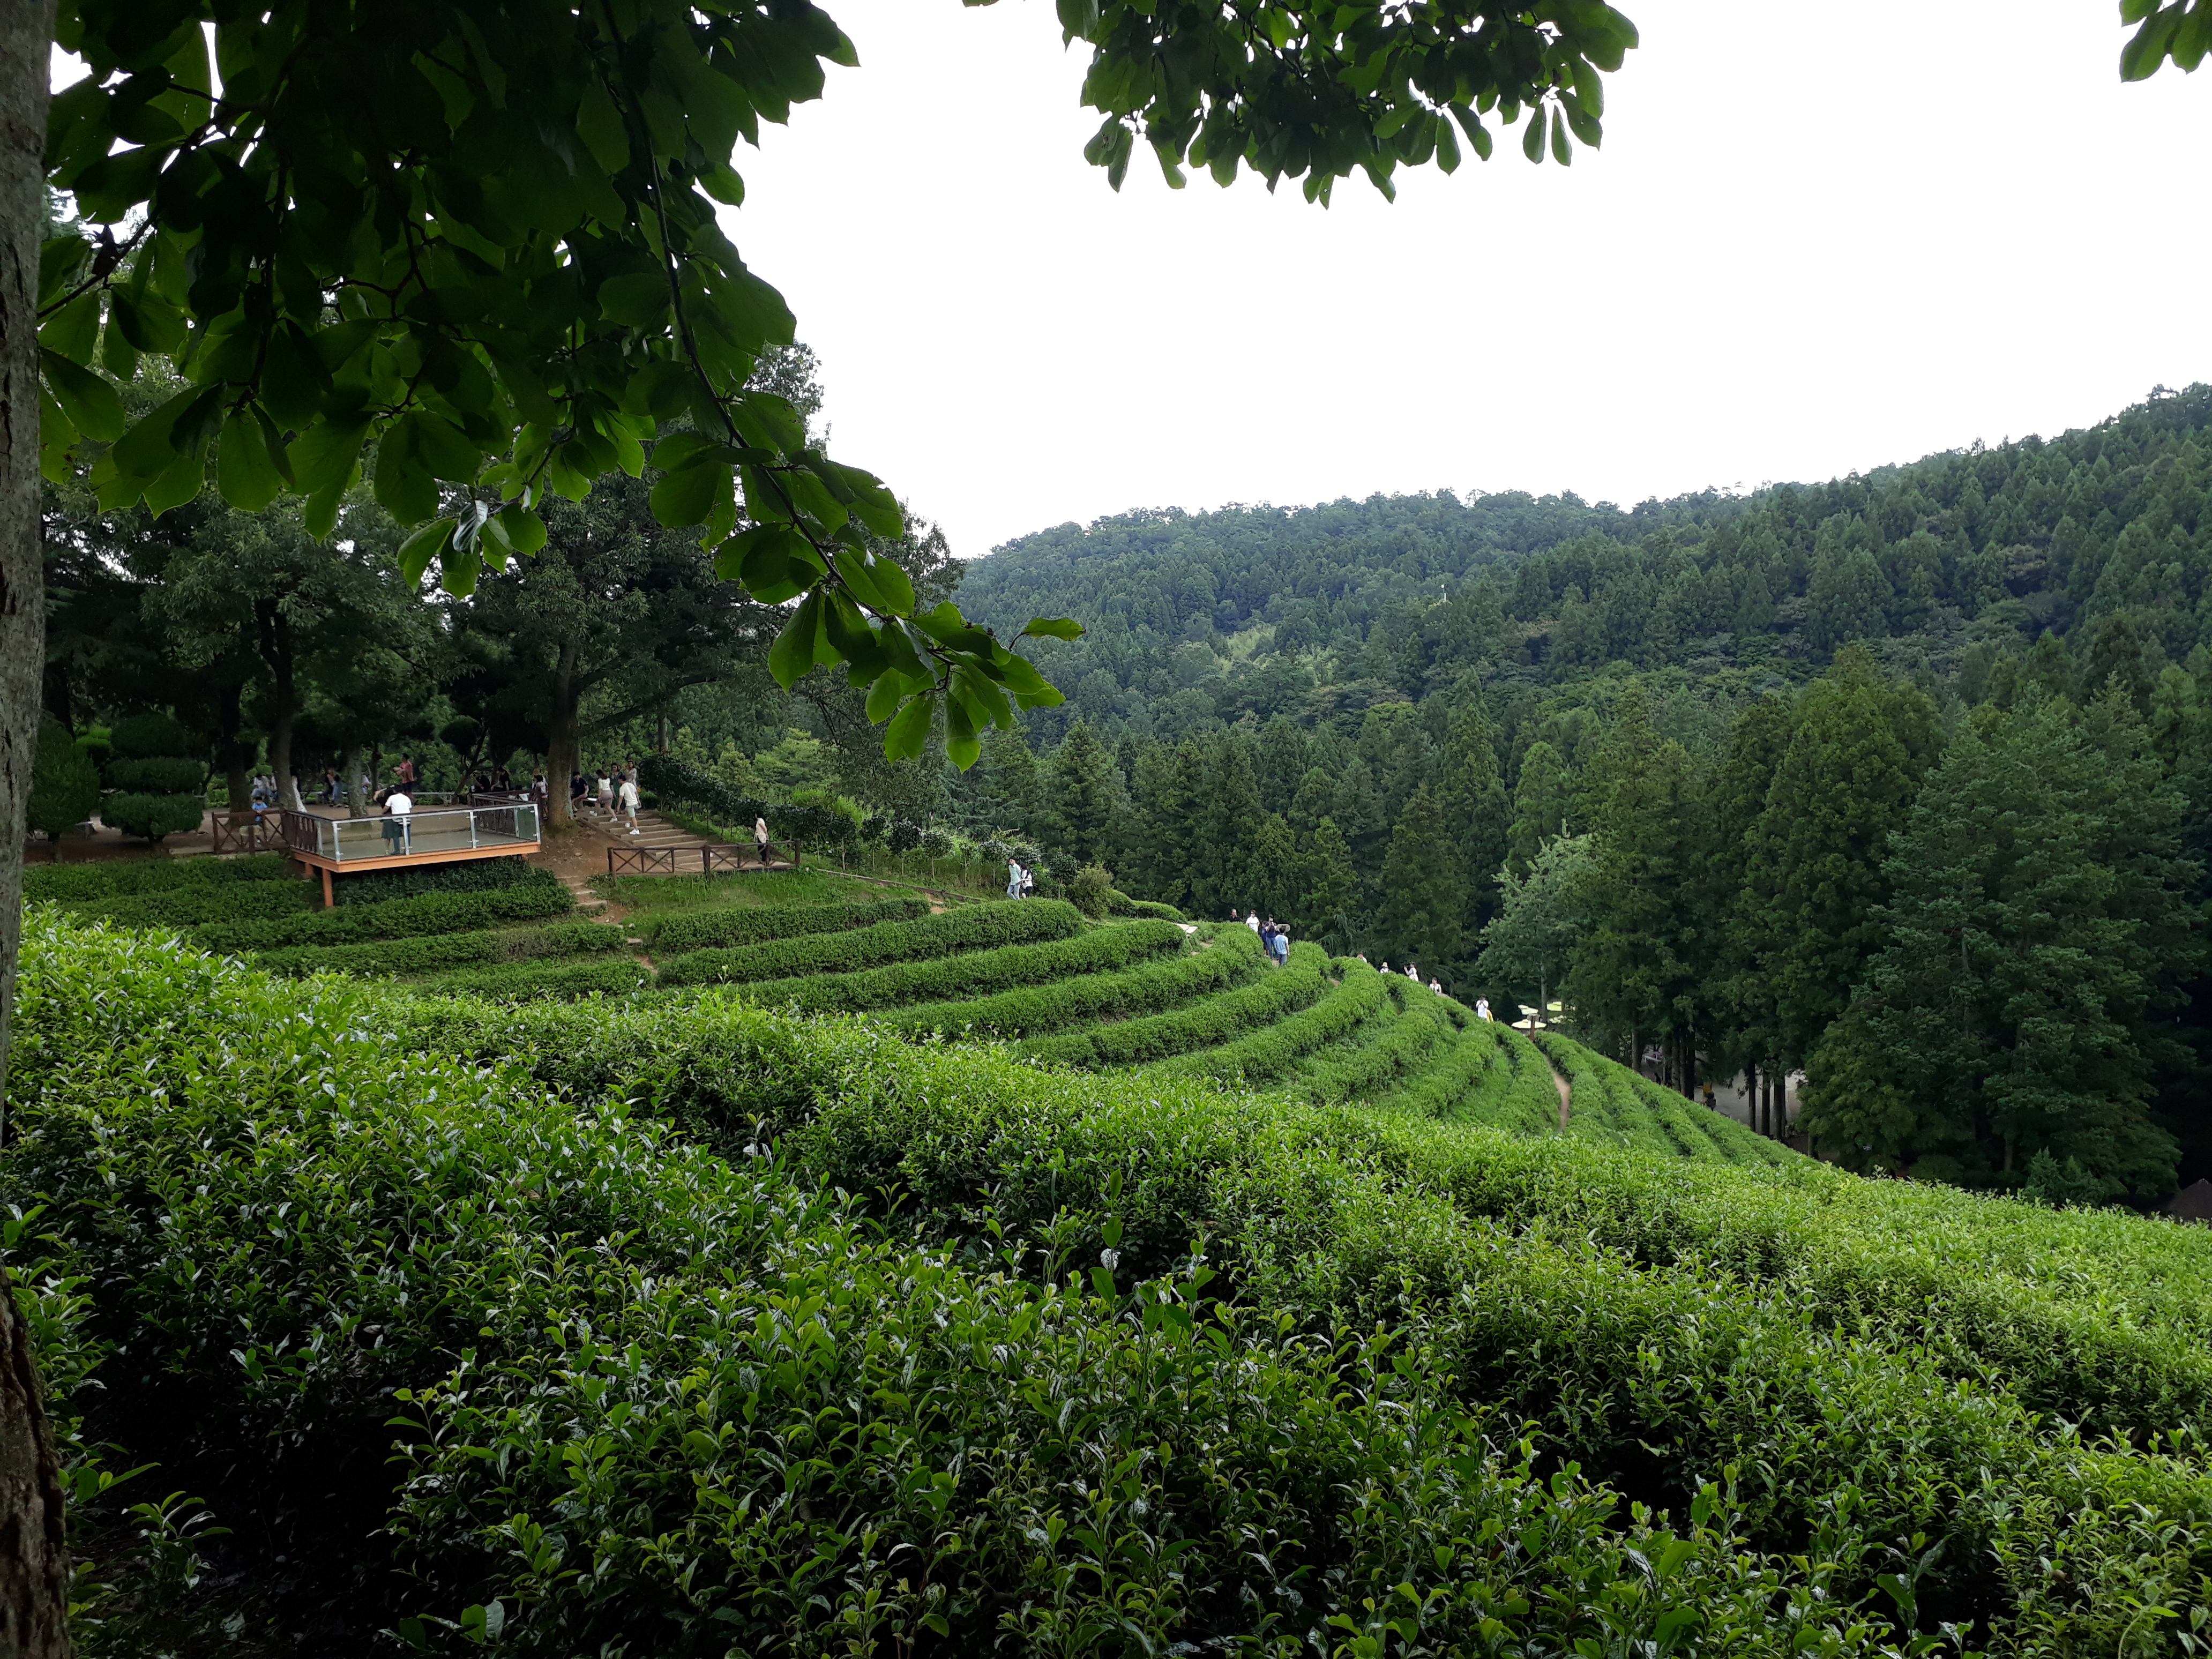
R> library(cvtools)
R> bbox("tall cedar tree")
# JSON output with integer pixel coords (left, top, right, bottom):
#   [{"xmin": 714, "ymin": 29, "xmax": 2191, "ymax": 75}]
[
  {"xmin": 1254, "ymin": 716, "xmax": 1310, "ymax": 808},
  {"xmin": 1044, "ymin": 722, "xmax": 1122, "ymax": 873},
  {"xmin": 1195, "ymin": 731, "xmax": 1266, "ymax": 918},
  {"xmin": 1438, "ymin": 698, "xmax": 1512, "ymax": 935},
  {"xmin": 1568, "ymin": 690, "xmax": 1703, "ymax": 1059},
  {"xmin": 1373, "ymin": 783, "xmax": 1467, "ymax": 973},
  {"xmin": 1706, "ymin": 696, "xmax": 1795, "ymax": 1076},
  {"xmin": 1803, "ymin": 692, "xmax": 2198, "ymax": 1199},
  {"xmin": 1296, "ymin": 816, "xmax": 1359, "ymax": 946},
  {"xmin": 1733, "ymin": 646, "xmax": 1939, "ymax": 1068},
  {"xmin": 1506, "ymin": 740, "xmax": 1574, "ymax": 875}
]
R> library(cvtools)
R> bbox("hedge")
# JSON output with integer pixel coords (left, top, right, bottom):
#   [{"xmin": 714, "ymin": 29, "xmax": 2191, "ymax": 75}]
[
  {"xmin": 636, "ymin": 753, "xmax": 855, "ymax": 846},
  {"xmin": 1147, "ymin": 954, "xmax": 1392, "ymax": 1085},
  {"xmin": 656, "ymin": 899, "xmax": 1082, "ymax": 987},
  {"xmin": 1456, "ymin": 1027, "xmax": 1573, "ymax": 1135},
  {"xmin": 878, "ymin": 924, "xmax": 1252, "ymax": 1038},
  {"xmin": 1017, "ymin": 933, "xmax": 1324, "ymax": 1068},
  {"xmin": 1292, "ymin": 985, "xmax": 1461, "ymax": 1105},
  {"xmin": 1370, "ymin": 1019, "xmax": 1511, "ymax": 1121},
  {"xmin": 410, "ymin": 956, "xmax": 651, "ymax": 1000},
  {"xmin": 5, "ymin": 919, "xmax": 1887, "ymax": 1655},
  {"xmin": 24, "ymin": 851, "xmax": 293, "ymax": 902},
  {"xmin": 192, "ymin": 879, "xmax": 573, "ymax": 952},
  {"xmin": 1530, "ymin": 1029, "xmax": 1680, "ymax": 1160},
  {"xmin": 99, "ymin": 791, "xmax": 207, "ymax": 841},
  {"xmin": 250, "ymin": 921, "xmax": 630, "ymax": 978},
  {"xmin": 389, "ymin": 959, "xmax": 2212, "ymax": 1641},
  {"xmin": 1114, "ymin": 896, "xmax": 1185, "ymax": 922},
  {"xmin": 329, "ymin": 854, "xmax": 552, "ymax": 906},
  {"xmin": 62, "ymin": 879, "xmax": 319, "ymax": 929},
  {"xmin": 736, "ymin": 920, "xmax": 1190, "ymax": 1019},
  {"xmin": 645, "ymin": 893, "xmax": 928, "ymax": 953},
  {"xmin": 99, "ymin": 755, "xmax": 206, "ymax": 794}
]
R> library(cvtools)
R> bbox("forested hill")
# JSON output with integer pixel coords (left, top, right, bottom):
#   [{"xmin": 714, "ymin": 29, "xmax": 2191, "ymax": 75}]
[{"xmin": 956, "ymin": 383, "xmax": 2212, "ymax": 745}]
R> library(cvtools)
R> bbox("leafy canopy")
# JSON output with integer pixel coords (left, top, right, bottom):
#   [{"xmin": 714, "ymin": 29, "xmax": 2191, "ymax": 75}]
[{"xmin": 37, "ymin": 0, "xmax": 1636, "ymax": 765}]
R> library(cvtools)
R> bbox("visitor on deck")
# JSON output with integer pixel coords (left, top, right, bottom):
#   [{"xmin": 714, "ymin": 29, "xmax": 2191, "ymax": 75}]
[{"xmin": 382, "ymin": 784, "xmax": 414, "ymax": 854}]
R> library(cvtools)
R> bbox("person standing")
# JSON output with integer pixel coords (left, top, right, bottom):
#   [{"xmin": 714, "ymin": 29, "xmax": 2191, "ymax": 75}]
[
  {"xmin": 1273, "ymin": 921, "xmax": 1291, "ymax": 966},
  {"xmin": 597, "ymin": 771, "xmax": 614, "ymax": 818},
  {"xmin": 758, "ymin": 814, "xmax": 774, "ymax": 866},
  {"xmin": 1245, "ymin": 909, "xmax": 1262, "ymax": 937},
  {"xmin": 1021, "ymin": 865, "xmax": 1036, "ymax": 899},
  {"xmin": 382, "ymin": 781, "xmax": 414, "ymax": 855},
  {"xmin": 1474, "ymin": 996, "xmax": 1490, "ymax": 1021},
  {"xmin": 1008, "ymin": 857, "xmax": 1025, "ymax": 899},
  {"xmin": 617, "ymin": 770, "xmax": 641, "ymax": 835},
  {"xmin": 397, "ymin": 752, "xmax": 417, "ymax": 789}
]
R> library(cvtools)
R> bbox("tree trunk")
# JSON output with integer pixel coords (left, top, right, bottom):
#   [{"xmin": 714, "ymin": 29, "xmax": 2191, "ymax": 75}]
[
  {"xmin": 1744, "ymin": 1063, "xmax": 1759, "ymax": 1131},
  {"xmin": 1, "ymin": 9, "xmax": 69, "ymax": 1648},
  {"xmin": 543, "ymin": 640, "xmax": 582, "ymax": 827},
  {"xmin": 344, "ymin": 746, "xmax": 367, "ymax": 818},
  {"xmin": 215, "ymin": 681, "xmax": 250, "ymax": 811},
  {"xmin": 255, "ymin": 601, "xmax": 300, "ymax": 810},
  {"xmin": 0, "ymin": 1271, "xmax": 69, "ymax": 1659}
]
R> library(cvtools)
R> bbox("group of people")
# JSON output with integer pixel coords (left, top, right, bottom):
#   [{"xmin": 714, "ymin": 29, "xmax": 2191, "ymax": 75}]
[
  {"xmin": 1351, "ymin": 952, "xmax": 1473, "ymax": 1008},
  {"xmin": 570, "ymin": 766, "xmax": 642, "ymax": 835},
  {"xmin": 1241, "ymin": 910, "xmax": 1292, "ymax": 966},
  {"xmin": 1006, "ymin": 858, "xmax": 1038, "ymax": 899}
]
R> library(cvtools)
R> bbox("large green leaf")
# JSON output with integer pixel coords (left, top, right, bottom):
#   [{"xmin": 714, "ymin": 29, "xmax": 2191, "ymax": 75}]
[{"xmin": 39, "ymin": 349, "xmax": 126, "ymax": 442}]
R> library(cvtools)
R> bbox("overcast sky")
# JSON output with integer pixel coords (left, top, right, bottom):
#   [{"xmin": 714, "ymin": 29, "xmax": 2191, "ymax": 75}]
[{"xmin": 731, "ymin": 1, "xmax": 2210, "ymax": 560}]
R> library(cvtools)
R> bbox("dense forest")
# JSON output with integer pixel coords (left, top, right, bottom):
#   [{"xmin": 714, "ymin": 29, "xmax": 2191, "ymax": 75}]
[{"xmin": 944, "ymin": 384, "xmax": 2212, "ymax": 1202}]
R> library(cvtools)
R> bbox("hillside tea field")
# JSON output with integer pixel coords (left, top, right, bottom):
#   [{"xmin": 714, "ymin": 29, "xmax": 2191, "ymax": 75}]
[
  {"xmin": 20, "ymin": 856, "xmax": 1781, "ymax": 1160},
  {"xmin": 13, "ymin": 872, "xmax": 2212, "ymax": 1654}
]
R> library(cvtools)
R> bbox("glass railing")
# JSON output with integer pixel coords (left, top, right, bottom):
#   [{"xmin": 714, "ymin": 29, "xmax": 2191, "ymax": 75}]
[{"xmin": 280, "ymin": 804, "xmax": 539, "ymax": 862}]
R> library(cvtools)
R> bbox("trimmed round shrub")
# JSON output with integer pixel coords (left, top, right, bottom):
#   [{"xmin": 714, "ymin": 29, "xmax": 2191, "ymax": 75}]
[
  {"xmin": 101, "ymin": 756, "xmax": 206, "ymax": 795},
  {"xmin": 101, "ymin": 793, "xmax": 207, "ymax": 842},
  {"xmin": 107, "ymin": 710, "xmax": 195, "ymax": 760},
  {"xmin": 27, "ymin": 720, "xmax": 101, "ymax": 841}
]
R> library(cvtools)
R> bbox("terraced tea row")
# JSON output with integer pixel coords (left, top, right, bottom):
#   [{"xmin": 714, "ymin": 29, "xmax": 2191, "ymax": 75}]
[{"xmin": 24, "ymin": 855, "xmax": 1788, "ymax": 1164}]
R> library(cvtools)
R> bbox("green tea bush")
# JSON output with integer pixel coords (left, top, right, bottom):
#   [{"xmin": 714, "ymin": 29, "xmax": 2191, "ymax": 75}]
[
  {"xmin": 24, "ymin": 851, "xmax": 294, "ymax": 902},
  {"xmin": 1370, "ymin": 1020, "xmax": 1510, "ymax": 1121},
  {"xmin": 737, "ymin": 919, "xmax": 1188, "ymax": 1018},
  {"xmin": 4, "ymin": 919, "xmax": 1901, "ymax": 1655},
  {"xmin": 62, "ymin": 879, "xmax": 319, "ymax": 929},
  {"xmin": 656, "ymin": 899, "xmax": 1082, "ymax": 987},
  {"xmin": 1148, "ymin": 954, "xmax": 1392, "ymax": 1084},
  {"xmin": 645, "ymin": 893, "xmax": 926, "ymax": 952},
  {"xmin": 330, "ymin": 854, "xmax": 553, "ymax": 906},
  {"xmin": 411, "ymin": 956, "xmax": 651, "ymax": 1000},
  {"xmin": 881, "ymin": 924, "xmax": 1252, "ymax": 1038},
  {"xmin": 192, "ymin": 880, "xmax": 573, "ymax": 951},
  {"xmin": 1018, "ymin": 934, "xmax": 1324, "ymax": 1067},
  {"xmin": 1294, "ymin": 986, "xmax": 1459, "ymax": 1104},
  {"xmin": 1533, "ymin": 1030, "xmax": 1680, "ymax": 1159},
  {"xmin": 250, "ymin": 921, "xmax": 630, "ymax": 978},
  {"xmin": 1119, "ymin": 898, "xmax": 1185, "ymax": 921},
  {"xmin": 1460, "ymin": 1027, "xmax": 1573, "ymax": 1134}
]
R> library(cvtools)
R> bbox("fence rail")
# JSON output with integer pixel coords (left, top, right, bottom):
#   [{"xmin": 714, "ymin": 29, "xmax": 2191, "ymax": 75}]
[
  {"xmin": 279, "ymin": 803, "xmax": 539, "ymax": 864},
  {"xmin": 607, "ymin": 841, "xmax": 794, "ymax": 876}
]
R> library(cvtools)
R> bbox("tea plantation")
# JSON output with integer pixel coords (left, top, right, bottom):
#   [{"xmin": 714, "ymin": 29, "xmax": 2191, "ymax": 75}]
[{"xmin": 14, "ymin": 858, "xmax": 2212, "ymax": 1654}]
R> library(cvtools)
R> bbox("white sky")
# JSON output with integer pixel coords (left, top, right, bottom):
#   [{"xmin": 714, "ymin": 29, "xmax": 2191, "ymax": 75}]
[{"xmin": 732, "ymin": 1, "xmax": 2211, "ymax": 559}]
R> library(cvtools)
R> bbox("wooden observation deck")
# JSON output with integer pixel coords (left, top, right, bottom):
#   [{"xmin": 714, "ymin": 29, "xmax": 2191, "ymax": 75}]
[{"xmin": 280, "ymin": 797, "xmax": 540, "ymax": 905}]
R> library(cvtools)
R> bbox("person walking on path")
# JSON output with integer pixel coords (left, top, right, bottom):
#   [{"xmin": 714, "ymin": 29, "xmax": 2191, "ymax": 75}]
[
  {"xmin": 596, "ymin": 772, "xmax": 614, "ymax": 819},
  {"xmin": 1273, "ymin": 921, "xmax": 1291, "ymax": 966},
  {"xmin": 757, "ymin": 815, "xmax": 774, "ymax": 866},
  {"xmin": 1021, "ymin": 865, "xmax": 1036, "ymax": 899},
  {"xmin": 1245, "ymin": 910, "xmax": 1262, "ymax": 938},
  {"xmin": 617, "ymin": 771, "xmax": 641, "ymax": 835}
]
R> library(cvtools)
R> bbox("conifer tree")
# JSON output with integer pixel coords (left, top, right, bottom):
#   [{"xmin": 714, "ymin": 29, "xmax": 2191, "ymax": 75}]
[
  {"xmin": 1287, "ymin": 766, "xmax": 1337, "ymax": 840},
  {"xmin": 1122, "ymin": 737, "xmax": 1201, "ymax": 905},
  {"xmin": 1255, "ymin": 715, "xmax": 1310, "ymax": 808},
  {"xmin": 1506, "ymin": 740, "xmax": 1574, "ymax": 875},
  {"xmin": 1438, "ymin": 698, "xmax": 1512, "ymax": 932},
  {"xmin": 1195, "ymin": 730, "xmax": 1266, "ymax": 917},
  {"xmin": 978, "ymin": 729, "xmax": 1044, "ymax": 840},
  {"xmin": 1045, "ymin": 722, "xmax": 1123, "ymax": 871},
  {"xmin": 1802, "ymin": 692, "xmax": 2196, "ymax": 1199},
  {"xmin": 1253, "ymin": 812, "xmax": 1299, "ymax": 920},
  {"xmin": 1296, "ymin": 816, "xmax": 1359, "ymax": 947},
  {"xmin": 1569, "ymin": 689, "xmax": 1703, "ymax": 1066},
  {"xmin": 1706, "ymin": 697, "xmax": 1794, "ymax": 1077},
  {"xmin": 1734, "ymin": 645, "xmax": 1939, "ymax": 1070},
  {"xmin": 1372, "ymin": 783, "xmax": 1467, "ymax": 972},
  {"xmin": 1330, "ymin": 759, "xmax": 1391, "ymax": 884}
]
